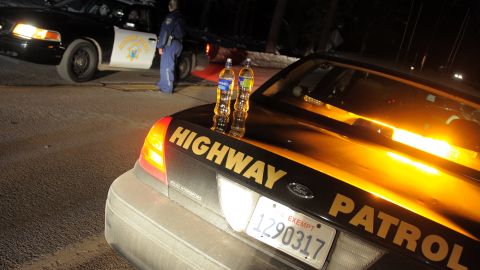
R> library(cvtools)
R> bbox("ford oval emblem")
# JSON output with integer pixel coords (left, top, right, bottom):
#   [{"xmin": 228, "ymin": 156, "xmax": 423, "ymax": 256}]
[{"xmin": 287, "ymin": 183, "xmax": 314, "ymax": 199}]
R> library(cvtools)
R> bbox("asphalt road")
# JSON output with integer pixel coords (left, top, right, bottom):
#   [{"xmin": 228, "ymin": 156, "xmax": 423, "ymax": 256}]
[
  {"xmin": 0, "ymin": 73, "xmax": 217, "ymax": 269},
  {"xmin": 0, "ymin": 55, "xmax": 164, "ymax": 86},
  {"xmin": 0, "ymin": 54, "xmax": 280, "ymax": 269}
]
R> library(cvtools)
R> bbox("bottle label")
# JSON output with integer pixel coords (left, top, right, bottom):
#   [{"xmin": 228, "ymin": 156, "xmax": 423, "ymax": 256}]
[
  {"xmin": 218, "ymin": 79, "xmax": 232, "ymax": 91},
  {"xmin": 239, "ymin": 77, "xmax": 253, "ymax": 89}
]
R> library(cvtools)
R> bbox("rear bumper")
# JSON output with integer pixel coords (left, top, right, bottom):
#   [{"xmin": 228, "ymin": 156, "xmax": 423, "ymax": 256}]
[
  {"xmin": 105, "ymin": 168, "xmax": 289, "ymax": 270},
  {"xmin": 0, "ymin": 35, "xmax": 63, "ymax": 65}
]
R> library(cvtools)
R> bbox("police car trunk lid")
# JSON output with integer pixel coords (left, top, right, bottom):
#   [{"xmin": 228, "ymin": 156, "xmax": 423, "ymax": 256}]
[{"xmin": 163, "ymin": 103, "xmax": 479, "ymax": 269}]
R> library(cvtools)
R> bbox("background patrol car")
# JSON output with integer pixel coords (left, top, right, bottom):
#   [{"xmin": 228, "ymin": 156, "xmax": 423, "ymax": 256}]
[
  {"xmin": 105, "ymin": 53, "xmax": 479, "ymax": 269},
  {"xmin": 0, "ymin": 0, "xmax": 205, "ymax": 82}
]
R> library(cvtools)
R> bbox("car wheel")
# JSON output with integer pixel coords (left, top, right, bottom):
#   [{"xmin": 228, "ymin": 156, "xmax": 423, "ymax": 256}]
[
  {"xmin": 177, "ymin": 53, "xmax": 192, "ymax": 80},
  {"xmin": 57, "ymin": 39, "xmax": 98, "ymax": 82}
]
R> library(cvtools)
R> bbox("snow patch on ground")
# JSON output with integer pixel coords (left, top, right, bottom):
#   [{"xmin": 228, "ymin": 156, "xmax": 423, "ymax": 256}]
[{"xmin": 246, "ymin": 51, "xmax": 299, "ymax": 69}]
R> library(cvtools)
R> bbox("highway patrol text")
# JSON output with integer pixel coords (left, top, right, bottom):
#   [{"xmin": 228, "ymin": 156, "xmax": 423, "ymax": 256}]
[
  {"xmin": 169, "ymin": 126, "xmax": 287, "ymax": 189},
  {"xmin": 329, "ymin": 193, "xmax": 468, "ymax": 270}
]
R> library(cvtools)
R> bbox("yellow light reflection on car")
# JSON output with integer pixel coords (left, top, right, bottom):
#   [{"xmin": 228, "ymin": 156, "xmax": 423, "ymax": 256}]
[
  {"xmin": 387, "ymin": 152, "xmax": 439, "ymax": 174},
  {"xmin": 245, "ymin": 137, "xmax": 480, "ymax": 240},
  {"xmin": 277, "ymin": 95, "xmax": 480, "ymax": 239},
  {"xmin": 300, "ymin": 97, "xmax": 479, "ymax": 168},
  {"xmin": 367, "ymin": 118, "xmax": 479, "ymax": 169},
  {"xmin": 391, "ymin": 129, "xmax": 454, "ymax": 159}
]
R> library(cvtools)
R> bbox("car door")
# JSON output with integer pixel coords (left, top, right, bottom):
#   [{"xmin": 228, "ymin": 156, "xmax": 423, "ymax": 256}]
[{"xmin": 109, "ymin": 26, "xmax": 157, "ymax": 69}]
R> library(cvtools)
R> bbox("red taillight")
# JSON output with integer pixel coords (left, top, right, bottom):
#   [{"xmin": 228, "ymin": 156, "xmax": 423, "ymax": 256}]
[
  {"xmin": 205, "ymin": 43, "xmax": 211, "ymax": 55},
  {"xmin": 138, "ymin": 117, "xmax": 172, "ymax": 184}
]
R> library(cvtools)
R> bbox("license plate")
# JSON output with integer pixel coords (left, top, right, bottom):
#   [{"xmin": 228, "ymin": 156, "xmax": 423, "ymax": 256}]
[{"xmin": 246, "ymin": 197, "xmax": 336, "ymax": 269}]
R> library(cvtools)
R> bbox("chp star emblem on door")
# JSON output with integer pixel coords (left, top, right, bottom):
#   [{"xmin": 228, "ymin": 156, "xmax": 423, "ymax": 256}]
[{"xmin": 127, "ymin": 44, "xmax": 140, "ymax": 61}]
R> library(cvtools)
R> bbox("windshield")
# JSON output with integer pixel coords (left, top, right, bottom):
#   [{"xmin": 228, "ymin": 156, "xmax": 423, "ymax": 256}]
[
  {"xmin": 51, "ymin": 0, "xmax": 155, "ymax": 32},
  {"xmin": 52, "ymin": 0, "xmax": 155, "ymax": 10},
  {"xmin": 261, "ymin": 58, "xmax": 480, "ymax": 170},
  {"xmin": 53, "ymin": 0, "xmax": 128, "ymax": 19}
]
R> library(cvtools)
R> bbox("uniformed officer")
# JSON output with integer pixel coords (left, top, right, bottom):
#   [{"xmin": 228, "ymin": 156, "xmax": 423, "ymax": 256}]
[{"xmin": 156, "ymin": 0, "xmax": 185, "ymax": 93}]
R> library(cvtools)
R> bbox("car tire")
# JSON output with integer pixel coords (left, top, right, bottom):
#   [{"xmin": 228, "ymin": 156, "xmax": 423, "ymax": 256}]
[
  {"xmin": 177, "ymin": 53, "xmax": 192, "ymax": 80},
  {"xmin": 57, "ymin": 39, "xmax": 98, "ymax": 82}
]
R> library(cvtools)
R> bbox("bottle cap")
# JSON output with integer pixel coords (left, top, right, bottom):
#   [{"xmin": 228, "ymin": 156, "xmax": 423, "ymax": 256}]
[{"xmin": 226, "ymin": 58, "xmax": 232, "ymax": 63}]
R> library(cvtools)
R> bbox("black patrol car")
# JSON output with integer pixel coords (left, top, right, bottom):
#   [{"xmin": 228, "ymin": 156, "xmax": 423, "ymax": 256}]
[
  {"xmin": 105, "ymin": 52, "xmax": 480, "ymax": 270},
  {"xmin": 0, "ymin": 0, "xmax": 205, "ymax": 82}
]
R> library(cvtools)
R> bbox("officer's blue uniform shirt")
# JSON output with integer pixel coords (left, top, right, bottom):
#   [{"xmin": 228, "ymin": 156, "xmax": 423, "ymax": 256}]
[
  {"xmin": 157, "ymin": 10, "xmax": 184, "ymax": 49},
  {"xmin": 156, "ymin": 10, "xmax": 185, "ymax": 93}
]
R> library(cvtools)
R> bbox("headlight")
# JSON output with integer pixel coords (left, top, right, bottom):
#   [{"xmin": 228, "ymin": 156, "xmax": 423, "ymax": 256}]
[{"xmin": 12, "ymin": 23, "xmax": 61, "ymax": 42}]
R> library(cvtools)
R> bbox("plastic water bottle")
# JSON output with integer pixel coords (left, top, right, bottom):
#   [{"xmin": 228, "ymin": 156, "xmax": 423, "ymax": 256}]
[
  {"xmin": 212, "ymin": 58, "xmax": 235, "ymax": 133},
  {"xmin": 229, "ymin": 58, "xmax": 254, "ymax": 137}
]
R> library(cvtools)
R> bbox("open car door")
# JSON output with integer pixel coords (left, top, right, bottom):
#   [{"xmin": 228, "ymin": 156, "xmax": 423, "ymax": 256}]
[{"xmin": 109, "ymin": 27, "xmax": 157, "ymax": 69}]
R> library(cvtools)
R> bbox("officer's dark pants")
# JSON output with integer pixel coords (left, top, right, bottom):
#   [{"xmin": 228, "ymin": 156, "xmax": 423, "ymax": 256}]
[{"xmin": 157, "ymin": 41, "xmax": 183, "ymax": 93}]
